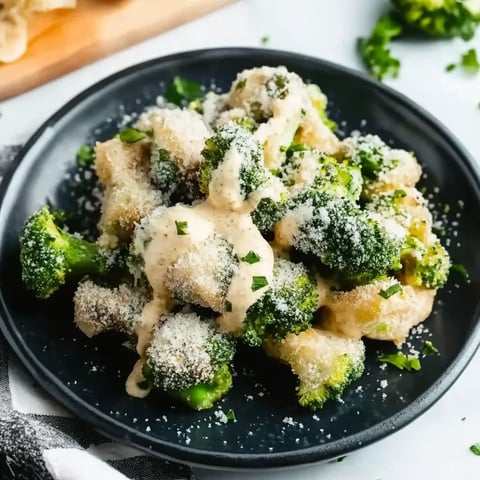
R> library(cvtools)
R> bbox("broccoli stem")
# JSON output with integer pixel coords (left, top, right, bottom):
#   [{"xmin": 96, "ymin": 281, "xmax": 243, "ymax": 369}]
[{"xmin": 172, "ymin": 364, "xmax": 233, "ymax": 411}]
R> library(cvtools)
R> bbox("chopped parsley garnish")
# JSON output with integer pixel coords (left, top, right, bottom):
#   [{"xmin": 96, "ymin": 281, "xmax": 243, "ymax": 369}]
[
  {"xmin": 251, "ymin": 276, "xmax": 268, "ymax": 291},
  {"xmin": 260, "ymin": 35, "xmax": 269, "ymax": 45},
  {"xmin": 443, "ymin": 203, "xmax": 451, "ymax": 214},
  {"xmin": 470, "ymin": 443, "xmax": 480, "ymax": 456},
  {"xmin": 225, "ymin": 301, "xmax": 232, "ymax": 312},
  {"xmin": 226, "ymin": 409, "xmax": 236, "ymax": 421},
  {"xmin": 358, "ymin": 14, "xmax": 403, "ymax": 81},
  {"xmin": 447, "ymin": 49, "xmax": 480, "ymax": 74},
  {"xmin": 175, "ymin": 220, "xmax": 189, "ymax": 235},
  {"xmin": 422, "ymin": 340, "xmax": 439, "ymax": 356},
  {"xmin": 166, "ymin": 76, "xmax": 202, "ymax": 105},
  {"xmin": 117, "ymin": 127, "xmax": 146, "ymax": 143},
  {"xmin": 236, "ymin": 79, "xmax": 247, "ymax": 91},
  {"xmin": 378, "ymin": 352, "xmax": 421, "ymax": 371},
  {"xmin": 393, "ymin": 189, "xmax": 407, "ymax": 199},
  {"xmin": 461, "ymin": 49, "xmax": 480, "ymax": 73},
  {"xmin": 450, "ymin": 263, "xmax": 468, "ymax": 278},
  {"xmin": 76, "ymin": 144, "xmax": 94, "ymax": 166},
  {"xmin": 378, "ymin": 283, "xmax": 402, "ymax": 299},
  {"xmin": 241, "ymin": 251, "xmax": 261, "ymax": 264}
]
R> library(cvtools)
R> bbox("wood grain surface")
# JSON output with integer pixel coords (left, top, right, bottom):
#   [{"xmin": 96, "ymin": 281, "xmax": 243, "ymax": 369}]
[{"xmin": 0, "ymin": 0, "xmax": 233, "ymax": 100}]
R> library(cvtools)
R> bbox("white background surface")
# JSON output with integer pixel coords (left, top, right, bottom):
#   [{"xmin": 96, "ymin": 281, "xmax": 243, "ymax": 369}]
[{"xmin": 1, "ymin": 1, "xmax": 479, "ymax": 479}]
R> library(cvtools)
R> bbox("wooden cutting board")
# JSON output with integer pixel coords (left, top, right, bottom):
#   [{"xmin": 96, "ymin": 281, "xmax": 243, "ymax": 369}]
[{"xmin": 0, "ymin": 0, "xmax": 234, "ymax": 101}]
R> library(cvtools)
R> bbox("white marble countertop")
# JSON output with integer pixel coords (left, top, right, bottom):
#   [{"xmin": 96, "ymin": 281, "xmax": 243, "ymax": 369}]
[{"xmin": 1, "ymin": 1, "xmax": 479, "ymax": 478}]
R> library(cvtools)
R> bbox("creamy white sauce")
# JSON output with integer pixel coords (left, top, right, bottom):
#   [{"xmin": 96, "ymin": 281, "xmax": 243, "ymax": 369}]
[
  {"xmin": 125, "ymin": 359, "xmax": 151, "ymax": 398},
  {"xmin": 274, "ymin": 205, "xmax": 314, "ymax": 248},
  {"xmin": 208, "ymin": 148, "xmax": 245, "ymax": 211},
  {"xmin": 195, "ymin": 201, "xmax": 274, "ymax": 334}
]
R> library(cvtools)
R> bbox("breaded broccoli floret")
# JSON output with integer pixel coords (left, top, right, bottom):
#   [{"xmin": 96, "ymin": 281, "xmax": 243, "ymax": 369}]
[
  {"xmin": 200, "ymin": 122, "xmax": 268, "ymax": 204},
  {"xmin": 343, "ymin": 135, "xmax": 421, "ymax": 197},
  {"xmin": 400, "ymin": 235, "xmax": 451, "ymax": 288},
  {"xmin": 20, "ymin": 205, "xmax": 112, "ymax": 299},
  {"xmin": 264, "ymin": 329, "xmax": 365, "ymax": 410},
  {"xmin": 242, "ymin": 259, "xmax": 318, "ymax": 346},
  {"xmin": 165, "ymin": 233, "xmax": 239, "ymax": 312},
  {"xmin": 143, "ymin": 312, "xmax": 235, "ymax": 410},
  {"xmin": 392, "ymin": 0, "xmax": 480, "ymax": 40},
  {"xmin": 95, "ymin": 138, "xmax": 161, "ymax": 248},
  {"xmin": 73, "ymin": 279, "xmax": 150, "ymax": 338},
  {"xmin": 275, "ymin": 188, "xmax": 401, "ymax": 287},
  {"xmin": 281, "ymin": 146, "xmax": 362, "ymax": 200},
  {"xmin": 366, "ymin": 187, "xmax": 432, "ymax": 243},
  {"xmin": 140, "ymin": 108, "xmax": 208, "ymax": 205}
]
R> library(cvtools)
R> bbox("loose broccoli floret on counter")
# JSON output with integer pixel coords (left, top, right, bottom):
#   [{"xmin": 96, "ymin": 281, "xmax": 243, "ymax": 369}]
[
  {"xmin": 20, "ymin": 205, "xmax": 114, "ymax": 299},
  {"xmin": 242, "ymin": 259, "xmax": 318, "ymax": 346},
  {"xmin": 358, "ymin": 14, "xmax": 403, "ymax": 81},
  {"xmin": 343, "ymin": 135, "xmax": 421, "ymax": 196},
  {"xmin": 200, "ymin": 122, "xmax": 268, "ymax": 200},
  {"xmin": 275, "ymin": 189, "xmax": 401, "ymax": 287},
  {"xmin": 143, "ymin": 312, "xmax": 236, "ymax": 410},
  {"xmin": 165, "ymin": 233, "xmax": 239, "ymax": 312},
  {"xmin": 400, "ymin": 235, "xmax": 451, "ymax": 288},
  {"xmin": 392, "ymin": 0, "xmax": 480, "ymax": 40},
  {"xmin": 73, "ymin": 279, "xmax": 150, "ymax": 338},
  {"xmin": 264, "ymin": 329, "xmax": 365, "ymax": 410}
]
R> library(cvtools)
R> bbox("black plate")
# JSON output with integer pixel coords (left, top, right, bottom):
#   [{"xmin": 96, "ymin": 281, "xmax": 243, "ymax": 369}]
[{"xmin": 0, "ymin": 48, "xmax": 479, "ymax": 470}]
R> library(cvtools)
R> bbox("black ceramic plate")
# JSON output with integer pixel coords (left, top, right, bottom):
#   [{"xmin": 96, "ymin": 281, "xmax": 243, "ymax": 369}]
[{"xmin": 0, "ymin": 48, "xmax": 479, "ymax": 470}]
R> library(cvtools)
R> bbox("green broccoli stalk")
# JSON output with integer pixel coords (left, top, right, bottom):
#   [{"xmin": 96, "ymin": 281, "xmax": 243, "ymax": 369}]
[
  {"xmin": 242, "ymin": 259, "xmax": 318, "ymax": 346},
  {"xmin": 400, "ymin": 235, "xmax": 451, "ymax": 288},
  {"xmin": 264, "ymin": 329, "xmax": 365, "ymax": 410},
  {"xmin": 20, "ymin": 205, "xmax": 111, "ymax": 299},
  {"xmin": 143, "ymin": 312, "xmax": 235, "ymax": 410},
  {"xmin": 200, "ymin": 122, "xmax": 268, "ymax": 200},
  {"xmin": 276, "ymin": 188, "xmax": 401, "ymax": 287},
  {"xmin": 392, "ymin": 0, "xmax": 480, "ymax": 40}
]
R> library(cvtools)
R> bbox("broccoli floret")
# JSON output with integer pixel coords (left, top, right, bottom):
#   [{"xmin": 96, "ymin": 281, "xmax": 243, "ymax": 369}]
[
  {"xmin": 392, "ymin": 0, "xmax": 480, "ymax": 40},
  {"xmin": 127, "ymin": 206, "xmax": 166, "ymax": 280},
  {"xmin": 242, "ymin": 259, "xmax": 318, "ymax": 346},
  {"xmin": 200, "ymin": 122, "xmax": 268, "ymax": 200},
  {"xmin": 307, "ymin": 83, "xmax": 337, "ymax": 131},
  {"xmin": 165, "ymin": 233, "xmax": 239, "ymax": 312},
  {"xmin": 264, "ymin": 329, "xmax": 365, "ymax": 410},
  {"xmin": 251, "ymin": 196, "xmax": 288, "ymax": 236},
  {"xmin": 143, "ymin": 312, "xmax": 235, "ymax": 410},
  {"xmin": 150, "ymin": 148, "xmax": 202, "ymax": 205},
  {"xmin": 73, "ymin": 279, "xmax": 150, "ymax": 338},
  {"xmin": 400, "ymin": 235, "xmax": 450, "ymax": 288},
  {"xmin": 358, "ymin": 14, "xmax": 403, "ymax": 81},
  {"xmin": 276, "ymin": 189, "xmax": 401, "ymax": 287},
  {"xmin": 281, "ymin": 147, "xmax": 362, "ymax": 200},
  {"xmin": 20, "ymin": 205, "xmax": 112, "ymax": 299}
]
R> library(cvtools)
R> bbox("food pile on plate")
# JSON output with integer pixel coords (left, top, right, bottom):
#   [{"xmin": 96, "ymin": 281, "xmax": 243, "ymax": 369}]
[{"xmin": 19, "ymin": 66, "xmax": 451, "ymax": 411}]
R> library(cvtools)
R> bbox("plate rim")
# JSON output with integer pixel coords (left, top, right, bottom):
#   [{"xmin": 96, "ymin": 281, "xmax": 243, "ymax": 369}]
[{"xmin": 1, "ymin": 47, "xmax": 480, "ymax": 470}]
